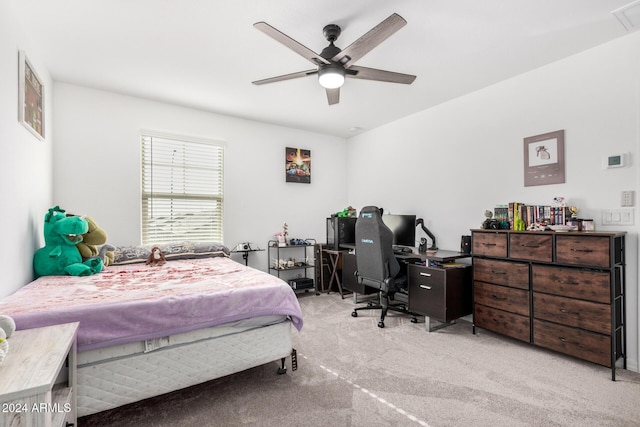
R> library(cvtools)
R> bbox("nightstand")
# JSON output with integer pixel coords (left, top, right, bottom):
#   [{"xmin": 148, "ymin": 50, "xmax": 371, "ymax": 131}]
[{"xmin": 0, "ymin": 322, "xmax": 78, "ymax": 427}]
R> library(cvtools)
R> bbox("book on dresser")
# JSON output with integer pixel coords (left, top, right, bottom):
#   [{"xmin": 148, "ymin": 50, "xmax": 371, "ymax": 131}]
[
  {"xmin": 470, "ymin": 229, "xmax": 626, "ymax": 380},
  {"xmin": 500, "ymin": 203, "xmax": 572, "ymax": 228}
]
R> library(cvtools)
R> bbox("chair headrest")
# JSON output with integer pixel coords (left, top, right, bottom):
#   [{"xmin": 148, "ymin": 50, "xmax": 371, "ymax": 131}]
[{"xmin": 359, "ymin": 206, "xmax": 383, "ymax": 220}]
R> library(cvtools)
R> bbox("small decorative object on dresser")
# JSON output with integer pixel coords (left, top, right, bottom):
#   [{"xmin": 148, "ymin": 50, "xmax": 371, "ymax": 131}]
[{"xmin": 471, "ymin": 229, "xmax": 626, "ymax": 380}]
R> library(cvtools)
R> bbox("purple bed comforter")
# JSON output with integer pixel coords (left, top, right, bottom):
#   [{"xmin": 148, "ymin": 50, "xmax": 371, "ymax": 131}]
[{"xmin": 0, "ymin": 257, "xmax": 303, "ymax": 351}]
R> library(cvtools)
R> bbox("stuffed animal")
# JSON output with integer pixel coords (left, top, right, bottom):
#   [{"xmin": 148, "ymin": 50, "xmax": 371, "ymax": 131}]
[
  {"xmin": 69, "ymin": 214, "xmax": 115, "ymax": 267},
  {"xmin": 0, "ymin": 315, "xmax": 15, "ymax": 364},
  {"xmin": 0, "ymin": 328, "xmax": 7, "ymax": 363},
  {"xmin": 33, "ymin": 206, "xmax": 104, "ymax": 277},
  {"xmin": 146, "ymin": 246, "xmax": 166, "ymax": 266}
]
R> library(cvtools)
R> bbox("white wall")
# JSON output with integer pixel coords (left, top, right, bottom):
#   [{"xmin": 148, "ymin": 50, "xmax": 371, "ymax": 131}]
[
  {"xmin": 347, "ymin": 32, "xmax": 640, "ymax": 371},
  {"xmin": 0, "ymin": 2, "xmax": 54, "ymax": 297},
  {"xmin": 52, "ymin": 83, "xmax": 348, "ymax": 270}
]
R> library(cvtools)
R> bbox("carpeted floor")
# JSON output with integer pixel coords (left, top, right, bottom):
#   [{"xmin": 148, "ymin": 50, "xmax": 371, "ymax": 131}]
[{"xmin": 79, "ymin": 292, "xmax": 640, "ymax": 426}]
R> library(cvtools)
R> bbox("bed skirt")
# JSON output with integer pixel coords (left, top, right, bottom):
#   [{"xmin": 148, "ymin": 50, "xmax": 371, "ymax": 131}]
[{"xmin": 77, "ymin": 319, "xmax": 293, "ymax": 416}]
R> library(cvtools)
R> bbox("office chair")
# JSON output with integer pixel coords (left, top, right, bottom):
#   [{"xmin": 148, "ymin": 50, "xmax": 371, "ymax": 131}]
[{"xmin": 351, "ymin": 206, "xmax": 418, "ymax": 328}]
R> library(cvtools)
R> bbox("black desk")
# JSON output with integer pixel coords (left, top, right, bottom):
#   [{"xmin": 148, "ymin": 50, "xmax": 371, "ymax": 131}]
[
  {"xmin": 395, "ymin": 249, "xmax": 470, "ymax": 264},
  {"xmin": 340, "ymin": 245, "xmax": 472, "ymax": 331}
]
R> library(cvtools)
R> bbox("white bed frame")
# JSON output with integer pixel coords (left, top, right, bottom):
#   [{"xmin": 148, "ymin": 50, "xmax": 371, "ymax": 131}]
[{"xmin": 76, "ymin": 318, "xmax": 294, "ymax": 416}]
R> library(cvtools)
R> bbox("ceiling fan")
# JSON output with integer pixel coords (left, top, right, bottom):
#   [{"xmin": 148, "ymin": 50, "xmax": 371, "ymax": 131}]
[{"xmin": 252, "ymin": 13, "xmax": 416, "ymax": 105}]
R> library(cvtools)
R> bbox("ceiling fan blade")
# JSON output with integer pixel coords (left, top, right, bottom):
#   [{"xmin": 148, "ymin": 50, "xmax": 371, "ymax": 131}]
[
  {"xmin": 332, "ymin": 13, "xmax": 407, "ymax": 67},
  {"xmin": 326, "ymin": 88, "xmax": 340, "ymax": 105},
  {"xmin": 254, "ymin": 22, "xmax": 330, "ymax": 66},
  {"xmin": 252, "ymin": 69, "xmax": 318, "ymax": 85},
  {"xmin": 348, "ymin": 65, "xmax": 416, "ymax": 84}
]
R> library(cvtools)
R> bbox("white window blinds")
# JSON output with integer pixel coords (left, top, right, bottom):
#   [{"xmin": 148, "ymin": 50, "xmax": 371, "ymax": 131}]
[{"xmin": 141, "ymin": 132, "xmax": 224, "ymax": 245}]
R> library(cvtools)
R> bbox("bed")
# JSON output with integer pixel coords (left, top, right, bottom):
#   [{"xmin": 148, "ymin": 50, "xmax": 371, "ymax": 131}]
[{"xmin": 0, "ymin": 242, "xmax": 303, "ymax": 416}]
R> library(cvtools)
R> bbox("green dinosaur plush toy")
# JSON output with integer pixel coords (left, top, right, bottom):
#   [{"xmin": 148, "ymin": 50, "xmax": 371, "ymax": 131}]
[{"xmin": 33, "ymin": 206, "xmax": 104, "ymax": 277}]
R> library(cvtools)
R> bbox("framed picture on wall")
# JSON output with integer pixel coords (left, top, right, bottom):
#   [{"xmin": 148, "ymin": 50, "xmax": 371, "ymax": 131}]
[
  {"xmin": 285, "ymin": 147, "xmax": 311, "ymax": 183},
  {"xmin": 523, "ymin": 130, "xmax": 565, "ymax": 187},
  {"xmin": 18, "ymin": 50, "xmax": 45, "ymax": 140}
]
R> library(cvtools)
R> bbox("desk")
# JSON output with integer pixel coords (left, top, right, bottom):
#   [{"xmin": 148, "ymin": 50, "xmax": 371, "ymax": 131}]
[
  {"xmin": 321, "ymin": 249, "xmax": 347, "ymax": 298},
  {"xmin": 341, "ymin": 245, "xmax": 472, "ymax": 331}
]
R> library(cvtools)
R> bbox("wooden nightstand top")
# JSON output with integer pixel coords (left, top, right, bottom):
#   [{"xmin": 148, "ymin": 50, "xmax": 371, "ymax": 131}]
[{"xmin": 0, "ymin": 322, "xmax": 78, "ymax": 402}]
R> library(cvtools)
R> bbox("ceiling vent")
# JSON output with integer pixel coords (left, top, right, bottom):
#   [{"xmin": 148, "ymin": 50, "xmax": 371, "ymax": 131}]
[{"xmin": 612, "ymin": 0, "xmax": 640, "ymax": 31}]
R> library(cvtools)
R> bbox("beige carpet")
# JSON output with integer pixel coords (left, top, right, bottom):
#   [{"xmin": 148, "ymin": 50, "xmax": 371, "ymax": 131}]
[{"xmin": 79, "ymin": 292, "xmax": 640, "ymax": 426}]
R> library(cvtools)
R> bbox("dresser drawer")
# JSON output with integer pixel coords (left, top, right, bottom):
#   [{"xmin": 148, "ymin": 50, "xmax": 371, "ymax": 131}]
[
  {"xmin": 408, "ymin": 266, "xmax": 445, "ymax": 319},
  {"xmin": 474, "ymin": 281, "xmax": 529, "ymax": 316},
  {"xmin": 532, "ymin": 264, "xmax": 610, "ymax": 303},
  {"xmin": 474, "ymin": 304, "xmax": 530, "ymax": 342},
  {"xmin": 509, "ymin": 233, "xmax": 552, "ymax": 262},
  {"xmin": 533, "ymin": 319, "xmax": 611, "ymax": 367},
  {"xmin": 473, "ymin": 258, "xmax": 529, "ymax": 290},
  {"xmin": 556, "ymin": 235, "xmax": 610, "ymax": 268},
  {"xmin": 472, "ymin": 232, "xmax": 507, "ymax": 257},
  {"xmin": 533, "ymin": 293, "xmax": 610, "ymax": 334}
]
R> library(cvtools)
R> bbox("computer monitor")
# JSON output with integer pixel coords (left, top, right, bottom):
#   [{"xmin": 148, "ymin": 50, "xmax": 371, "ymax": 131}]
[{"xmin": 382, "ymin": 214, "xmax": 416, "ymax": 248}]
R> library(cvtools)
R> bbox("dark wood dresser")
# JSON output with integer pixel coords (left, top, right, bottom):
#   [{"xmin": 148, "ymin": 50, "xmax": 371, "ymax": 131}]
[{"xmin": 471, "ymin": 229, "xmax": 626, "ymax": 380}]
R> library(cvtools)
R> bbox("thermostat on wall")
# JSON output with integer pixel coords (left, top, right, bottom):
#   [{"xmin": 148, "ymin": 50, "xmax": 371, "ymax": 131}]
[{"xmin": 603, "ymin": 153, "xmax": 628, "ymax": 169}]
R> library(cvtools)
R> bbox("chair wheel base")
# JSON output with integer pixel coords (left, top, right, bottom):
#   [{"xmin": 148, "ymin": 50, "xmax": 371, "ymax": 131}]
[
  {"xmin": 378, "ymin": 321, "xmax": 385, "ymax": 328},
  {"xmin": 411, "ymin": 317, "xmax": 418, "ymax": 323},
  {"xmin": 351, "ymin": 311, "xmax": 358, "ymax": 317}
]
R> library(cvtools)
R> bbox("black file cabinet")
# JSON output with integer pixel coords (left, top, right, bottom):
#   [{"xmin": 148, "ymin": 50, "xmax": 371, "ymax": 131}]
[{"xmin": 407, "ymin": 263, "xmax": 472, "ymax": 331}]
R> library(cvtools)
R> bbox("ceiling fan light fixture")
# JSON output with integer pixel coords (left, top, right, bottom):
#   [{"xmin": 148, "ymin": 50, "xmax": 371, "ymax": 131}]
[{"xmin": 318, "ymin": 64, "xmax": 345, "ymax": 89}]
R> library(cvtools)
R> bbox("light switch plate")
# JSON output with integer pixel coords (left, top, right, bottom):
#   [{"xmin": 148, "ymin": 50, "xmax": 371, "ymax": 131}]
[{"xmin": 601, "ymin": 208, "xmax": 634, "ymax": 225}]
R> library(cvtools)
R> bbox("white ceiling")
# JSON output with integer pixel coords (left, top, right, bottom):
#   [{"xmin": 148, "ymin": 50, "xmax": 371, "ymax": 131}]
[{"xmin": 10, "ymin": 0, "xmax": 638, "ymax": 138}]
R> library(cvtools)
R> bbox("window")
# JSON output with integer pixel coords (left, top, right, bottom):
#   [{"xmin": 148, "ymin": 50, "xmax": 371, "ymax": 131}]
[{"xmin": 141, "ymin": 132, "xmax": 224, "ymax": 245}]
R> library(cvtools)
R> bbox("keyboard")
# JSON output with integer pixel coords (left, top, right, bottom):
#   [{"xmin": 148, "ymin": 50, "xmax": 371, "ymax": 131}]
[{"xmin": 393, "ymin": 246, "xmax": 414, "ymax": 254}]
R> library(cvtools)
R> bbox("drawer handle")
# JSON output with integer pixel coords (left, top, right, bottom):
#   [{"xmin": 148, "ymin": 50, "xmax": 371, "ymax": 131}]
[
  {"xmin": 491, "ymin": 294, "xmax": 507, "ymax": 300},
  {"xmin": 491, "ymin": 270, "xmax": 507, "ymax": 275},
  {"xmin": 559, "ymin": 308, "xmax": 577, "ymax": 315},
  {"xmin": 420, "ymin": 285, "xmax": 432, "ymax": 290},
  {"xmin": 482, "ymin": 243, "xmax": 497, "ymax": 247},
  {"xmin": 558, "ymin": 279, "xmax": 578, "ymax": 285},
  {"xmin": 419, "ymin": 272, "xmax": 432, "ymax": 277},
  {"xmin": 520, "ymin": 244, "xmax": 540, "ymax": 248},
  {"xmin": 559, "ymin": 337, "xmax": 567, "ymax": 343},
  {"xmin": 571, "ymin": 248, "xmax": 593, "ymax": 253}
]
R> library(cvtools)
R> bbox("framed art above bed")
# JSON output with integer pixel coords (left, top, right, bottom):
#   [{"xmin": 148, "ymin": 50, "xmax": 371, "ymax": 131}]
[{"xmin": 18, "ymin": 50, "xmax": 45, "ymax": 140}]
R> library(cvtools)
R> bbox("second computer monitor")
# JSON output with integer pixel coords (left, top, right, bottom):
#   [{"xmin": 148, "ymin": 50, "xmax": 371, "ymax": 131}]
[{"xmin": 382, "ymin": 214, "xmax": 416, "ymax": 248}]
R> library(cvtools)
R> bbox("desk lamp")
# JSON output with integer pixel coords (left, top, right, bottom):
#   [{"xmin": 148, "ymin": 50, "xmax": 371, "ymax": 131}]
[{"xmin": 416, "ymin": 218, "xmax": 437, "ymax": 252}]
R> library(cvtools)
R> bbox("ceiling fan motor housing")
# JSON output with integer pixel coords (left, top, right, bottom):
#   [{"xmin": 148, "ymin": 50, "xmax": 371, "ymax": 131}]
[
  {"xmin": 323, "ymin": 24, "xmax": 341, "ymax": 42},
  {"xmin": 321, "ymin": 24, "xmax": 342, "ymax": 60}
]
